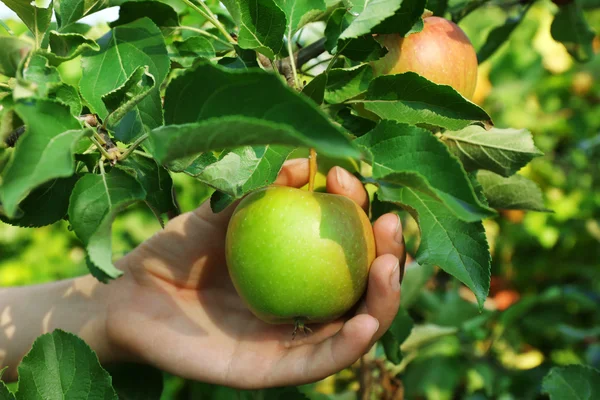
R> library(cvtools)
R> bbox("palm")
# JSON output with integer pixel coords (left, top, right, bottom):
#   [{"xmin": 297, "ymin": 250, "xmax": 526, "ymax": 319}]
[{"xmin": 107, "ymin": 161, "xmax": 405, "ymax": 389}]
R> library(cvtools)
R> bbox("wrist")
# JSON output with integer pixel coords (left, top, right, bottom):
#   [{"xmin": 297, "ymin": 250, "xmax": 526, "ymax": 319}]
[
  {"xmin": 95, "ymin": 259, "xmax": 140, "ymax": 366},
  {"xmin": 0, "ymin": 270, "xmax": 132, "ymax": 382}
]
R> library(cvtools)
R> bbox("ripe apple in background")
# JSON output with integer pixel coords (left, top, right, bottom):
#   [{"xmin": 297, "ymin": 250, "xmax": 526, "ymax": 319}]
[
  {"xmin": 372, "ymin": 16, "xmax": 479, "ymax": 100},
  {"xmin": 226, "ymin": 186, "xmax": 376, "ymax": 326}
]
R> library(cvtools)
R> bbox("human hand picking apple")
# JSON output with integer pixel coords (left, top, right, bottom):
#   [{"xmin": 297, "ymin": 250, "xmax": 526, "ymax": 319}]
[{"xmin": 104, "ymin": 158, "xmax": 405, "ymax": 389}]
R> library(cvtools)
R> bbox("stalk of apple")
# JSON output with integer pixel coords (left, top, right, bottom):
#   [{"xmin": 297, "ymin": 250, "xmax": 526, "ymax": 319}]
[{"xmin": 308, "ymin": 148, "xmax": 317, "ymax": 192}]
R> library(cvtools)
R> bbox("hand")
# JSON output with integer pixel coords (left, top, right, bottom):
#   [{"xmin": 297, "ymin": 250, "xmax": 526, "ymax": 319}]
[{"xmin": 106, "ymin": 159, "xmax": 406, "ymax": 389}]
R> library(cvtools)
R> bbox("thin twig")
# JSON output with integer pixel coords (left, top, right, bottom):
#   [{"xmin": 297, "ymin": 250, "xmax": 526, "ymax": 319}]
[
  {"xmin": 181, "ymin": 0, "xmax": 236, "ymax": 44},
  {"xmin": 359, "ymin": 356, "xmax": 374, "ymax": 400},
  {"xmin": 132, "ymin": 150, "xmax": 155, "ymax": 159},
  {"xmin": 176, "ymin": 26, "xmax": 233, "ymax": 47},
  {"xmin": 119, "ymin": 133, "xmax": 149, "ymax": 161},
  {"xmin": 99, "ymin": 157, "xmax": 107, "ymax": 176},
  {"xmin": 308, "ymin": 148, "xmax": 317, "ymax": 191},
  {"xmin": 325, "ymin": 40, "xmax": 350, "ymax": 75},
  {"xmin": 296, "ymin": 38, "xmax": 327, "ymax": 68},
  {"xmin": 262, "ymin": 38, "xmax": 328, "ymax": 87},
  {"xmin": 90, "ymin": 136, "xmax": 114, "ymax": 160},
  {"xmin": 301, "ymin": 57, "xmax": 334, "ymax": 74},
  {"xmin": 286, "ymin": 35, "xmax": 299, "ymax": 88}
]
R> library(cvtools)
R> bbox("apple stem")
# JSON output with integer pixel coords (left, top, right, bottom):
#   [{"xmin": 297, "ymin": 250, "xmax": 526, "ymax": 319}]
[
  {"xmin": 292, "ymin": 318, "xmax": 313, "ymax": 340},
  {"xmin": 309, "ymin": 148, "xmax": 317, "ymax": 192}
]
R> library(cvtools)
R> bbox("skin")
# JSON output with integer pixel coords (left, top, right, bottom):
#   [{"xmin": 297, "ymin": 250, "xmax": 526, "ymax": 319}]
[
  {"xmin": 0, "ymin": 159, "xmax": 405, "ymax": 389},
  {"xmin": 226, "ymin": 187, "xmax": 376, "ymax": 324},
  {"xmin": 373, "ymin": 16, "xmax": 478, "ymax": 100}
]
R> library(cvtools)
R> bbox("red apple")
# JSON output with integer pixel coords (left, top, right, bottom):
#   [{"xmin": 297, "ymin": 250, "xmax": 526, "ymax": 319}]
[{"xmin": 372, "ymin": 17, "xmax": 478, "ymax": 100}]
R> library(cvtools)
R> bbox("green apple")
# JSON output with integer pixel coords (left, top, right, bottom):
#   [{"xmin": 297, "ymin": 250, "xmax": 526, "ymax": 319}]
[
  {"xmin": 372, "ymin": 16, "xmax": 478, "ymax": 100},
  {"xmin": 225, "ymin": 186, "xmax": 376, "ymax": 326}
]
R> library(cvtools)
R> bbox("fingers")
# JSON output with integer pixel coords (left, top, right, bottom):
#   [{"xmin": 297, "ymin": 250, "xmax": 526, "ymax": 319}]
[
  {"xmin": 373, "ymin": 213, "xmax": 406, "ymax": 264},
  {"xmin": 358, "ymin": 254, "xmax": 401, "ymax": 342},
  {"xmin": 273, "ymin": 158, "xmax": 310, "ymax": 188},
  {"xmin": 326, "ymin": 166, "xmax": 369, "ymax": 211},
  {"xmin": 271, "ymin": 314, "xmax": 379, "ymax": 386}
]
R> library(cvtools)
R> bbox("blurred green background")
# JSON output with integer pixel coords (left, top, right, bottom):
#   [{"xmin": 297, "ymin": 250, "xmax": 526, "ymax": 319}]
[{"xmin": 1, "ymin": 2, "xmax": 599, "ymax": 399}]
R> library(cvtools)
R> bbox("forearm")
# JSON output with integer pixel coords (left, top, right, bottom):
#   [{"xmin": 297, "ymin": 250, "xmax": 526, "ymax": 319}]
[{"xmin": 0, "ymin": 274, "xmax": 119, "ymax": 382}]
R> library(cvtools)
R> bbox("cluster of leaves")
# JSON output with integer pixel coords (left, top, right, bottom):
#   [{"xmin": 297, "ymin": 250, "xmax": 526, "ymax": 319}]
[{"xmin": 0, "ymin": 0, "xmax": 598, "ymax": 398}]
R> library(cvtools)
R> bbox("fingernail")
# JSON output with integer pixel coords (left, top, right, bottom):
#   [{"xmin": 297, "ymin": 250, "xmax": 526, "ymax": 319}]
[
  {"xmin": 394, "ymin": 215, "xmax": 403, "ymax": 244},
  {"xmin": 336, "ymin": 167, "xmax": 350, "ymax": 190},
  {"xmin": 373, "ymin": 318, "xmax": 380, "ymax": 334},
  {"xmin": 390, "ymin": 261, "xmax": 401, "ymax": 292}
]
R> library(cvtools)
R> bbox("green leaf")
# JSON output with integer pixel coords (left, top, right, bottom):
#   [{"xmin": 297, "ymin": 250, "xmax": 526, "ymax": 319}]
[
  {"xmin": 218, "ymin": 45, "xmax": 259, "ymax": 69},
  {"xmin": 338, "ymin": 0, "xmax": 402, "ymax": 40},
  {"xmin": 361, "ymin": 73, "xmax": 493, "ymax": 130},
  {"xmin": 334, "ymin": 107, "xmax": 376, "ymax": 137},
  {"xmin": 381, "ymin": 307, "xmax": 414, "ymax": 364},
  {"xmin": 442, "ymin": 125, "xmax": 543, "ymax": 177},
  {"xmin": 41, "ymin": 30, "xmax": 100, "ymax": 65},
  {"xmin": 325, "ymin": 0, "xmax": 424, "ymax": 61},
  {"xmin": 0, "ymin": 36, "xmax": 32, "ymax": 77},
  {"xmin": 339, "ymin": 36, "xmax": 387, "ymax": 62},
  {"xmin": 198, "ymin": 145, "xmax": 292, "ymax": 211},
  {"xmin": 401, "ymin": 261, "xmax": 435, "ymax": 308},
  {"xmin": 428, "ymin": 0, "xmax": 448, "ymax": 16},
  {"xmin": 166, "ymin": 152, "xmax": 218, "ymax": 174},
  {"xmin": 0, "ymin": 100, "xmax": 87, "ymax": 218},
  {"xmin": 197, "ymin": 147, "xmax": 290, "ymax": 199},
  {"xmin": 302, "ymin": 73, "xmax": 327, "ymax": 105},
  {"xmin": 106, "ymin": 363, "xmax": 163, "ymax": 400},
  {"xmin": 221, "ymin": 0, "xmax": 286, "ymax": 58},
  {"xmin": 324, "ymin": 8, "xmax": 387, "ymax": 62},
  {"xmin": 542, "ymin": 365, "xmax": 600, "ymax": 400},
  {"xmin": 172, "ymin": 36, "xmax": 217, "ymax": 67},
  {"xmin": 117, "ymin": 154, "xmax": 176, "ymax": 215},
  {"xmin": 154, "ymin": 63, "xmax": 360, "ymax": 161},
  {"xmin": 381, "ymin": 187, "xmax": 490, "ymax": 309},
  {"xmin": 16, "ymin": 54, "xmax": 61, "ymax": 99},
  {"xmin": 275, "ymin": 0, "xmax": 326, "ymax": 38},
  {"xmin": 14, "ymin": 54, "xmax": 81, "ymax": 116},
  {"xmin": 369, "ymin": 0, "xmax": 426, "ymax": 36},
  {"xmin": 0, "ymin": 382, "xmax": 15, "ymax": 400},
  {"xmin": 2, "ymin": 0, "xmax": 53, "ymax": 46},
  {"xmin": 476, "ymin": 171, "xmax": 550, "ymax": 212},
  {"xmin": 101, "ymin": 66, "xmax": 156, "ymax": 129},
  {"xmin": 356, "ymin": 121, "xmax": 495, "ymax": 222},
  {"xmin": 0, "ymin": 176, "xmax": 79, "ymax": 227},
  {"xmin": 68, "ymin": 169, "xmax": 146, "ymax": 282},
  {"xmin": 80, "ymin": 18, "xmax": 170, "ymax": 143},
  {"xmin": 110, "ymin": 0, "xmax": 179, "ymax": 32},
  {"xmin": 324, "ymin": 64, "xmax": 372, "ymax": 104},
  {"xmin": 50, "ymin": 83, "xmax": 83, "ymax": 116},
  {"xmin": 0, "ymin": 367, "xmax": 16, "ymax": 400},
  {"xmin": 551, "ymin": 1, "xmax": 596, "ymax": 62},
  {"xmin": 15, "ymin": 330, "xmax": 118, "ymax": 400},
  {"xmin": 56, "ymin": 0, "xmax": 120, "ymax": 28}
]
